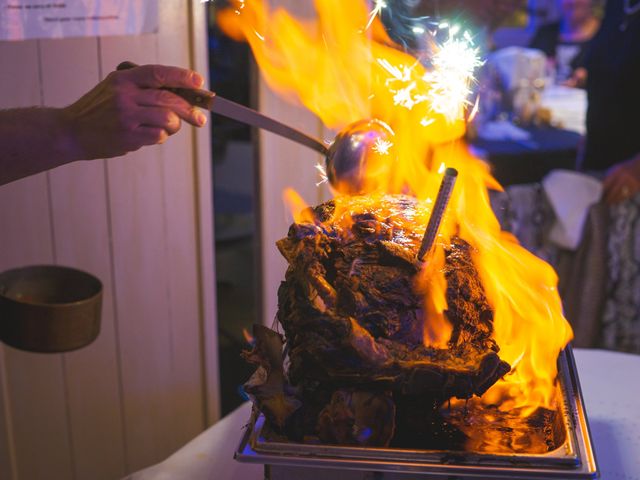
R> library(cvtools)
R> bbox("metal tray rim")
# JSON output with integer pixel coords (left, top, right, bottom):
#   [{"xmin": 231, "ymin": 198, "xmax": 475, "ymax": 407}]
[{"xmin": 235, "ymin": 346, "xmax": 598, "ymax": 479}]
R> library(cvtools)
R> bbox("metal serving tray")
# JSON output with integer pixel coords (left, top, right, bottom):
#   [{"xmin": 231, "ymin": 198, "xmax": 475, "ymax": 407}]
[{"xmin": 235, "ymin": 347, "xmax": 598, "ymax": 479}]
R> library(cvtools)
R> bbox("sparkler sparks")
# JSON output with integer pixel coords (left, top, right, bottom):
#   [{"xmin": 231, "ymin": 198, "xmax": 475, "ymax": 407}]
[
  {"xmin": 426, "ymin": 30, "xmax": 483, "ymax": 122},
  {"xmin": 377, "ymin": 25, "xmax": 482, "ymax": 125},
  {"xmin": 378, "ymin": 59, "xmax": 413, "ymax": 84},
  {"xmin": 468, "ymin": 94, "xmax": 481, "ymax": 123},
  {"xmin": 365, "ymin": 0, "xmax": 387, "ymax": 30},
  {"xmin": 372, "ymin": 138, "xmax": 393, "ymax": 155},
  {"xmin": 378, "ymin": 59, "xmax": 429, "ymax": 110},
  {"xmin": 315, "ymin": 162, "xmax": 329, "ymax": 186}
]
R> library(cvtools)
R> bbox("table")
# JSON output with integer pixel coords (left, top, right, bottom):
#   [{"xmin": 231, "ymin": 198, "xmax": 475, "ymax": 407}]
[
  {"xmin": 471, "ymin": 127, "xmax": 582, "ymax": 186},
  {"xmin": 125, "ymin": 349, "xmax": 640, "ymax": 480}
]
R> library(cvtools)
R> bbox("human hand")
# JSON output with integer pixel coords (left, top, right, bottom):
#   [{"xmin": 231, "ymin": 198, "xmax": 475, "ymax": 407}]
[
  {"xmin": 563, "ymin": 67, "xmax": 587, "ymax": 89},
  {"xmin": 60, "ymin": 64, "xmax": 208, "ymax": 161},
  {"xmin": 602, "ymin": 153, "xmax": 640, "ymax": 205}
]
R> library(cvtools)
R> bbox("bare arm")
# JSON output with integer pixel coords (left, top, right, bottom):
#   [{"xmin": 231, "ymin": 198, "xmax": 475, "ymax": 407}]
[
  {"xmin": 0, "ymin": 64, "xmax": 207, "ymax": 186},
  {"xmin": 0, "ymin": 107, "xmax": 77, "ymax": 185}
]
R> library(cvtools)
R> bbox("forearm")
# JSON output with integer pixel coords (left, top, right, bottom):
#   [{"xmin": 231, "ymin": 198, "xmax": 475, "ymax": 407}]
[
  {"xmin": 0, "ymin": 64, "xmax": 206, "ymax": 186},
  {"xmin": 0, "ymin": 107, "xmax": 81, "ymax": 186}
]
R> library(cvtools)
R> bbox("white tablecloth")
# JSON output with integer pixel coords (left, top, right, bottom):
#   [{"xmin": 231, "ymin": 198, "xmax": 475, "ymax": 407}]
[
  {"xmin": 126, "ymin": 349, "xmax": 640, "ymax": 480},
  {"xmin": 540, "ymin": 85, "xmax": 587, "ymax": 135}
]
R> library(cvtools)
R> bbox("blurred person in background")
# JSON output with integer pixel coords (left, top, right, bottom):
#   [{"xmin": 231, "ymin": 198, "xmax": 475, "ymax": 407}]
[
  {"xmin": 530, "ymin": 0, "xmax": 600, "ymax": 87},
  {"xmin": 582, "ymin": 0, "xmax": 640, "ymax": 203},
  {"xmin": 579, "ymin": 0, "xmax": 640, "ymax": 352}
]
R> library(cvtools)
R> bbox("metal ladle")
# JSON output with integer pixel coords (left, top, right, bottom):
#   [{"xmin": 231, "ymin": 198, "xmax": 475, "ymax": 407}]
[{"xmin": 117, "ymin": 62, "xmax": 394, "ymax": 194}]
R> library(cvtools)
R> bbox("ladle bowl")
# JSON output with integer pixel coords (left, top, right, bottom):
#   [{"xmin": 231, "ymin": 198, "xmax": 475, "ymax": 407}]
[{"xmin": 326, "ymin": 119, "xmax": 395, "ymax": 194}]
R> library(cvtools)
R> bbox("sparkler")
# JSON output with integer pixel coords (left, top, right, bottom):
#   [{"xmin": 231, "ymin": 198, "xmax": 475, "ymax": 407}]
[
  {"xmin": 372, "ymin": 138, "xmax": 393, "ymax": 155},
  {"xmin": 315, "ymin": 162, "xmax": 329, "ymax": 186},
  {"xmin": 365, "ymin": 0, "xmax": 388, "ymax": 30},
  {"xmin": 426, "ymin": 30, "xmax": 483, "ymax": 122},
  {"xmin": 377, "ymin": 24, "xmax": 482, "ymax": 125},
  {"xmin": 378, "ymin": 59, "xmax": 428, "ymax": 111}
]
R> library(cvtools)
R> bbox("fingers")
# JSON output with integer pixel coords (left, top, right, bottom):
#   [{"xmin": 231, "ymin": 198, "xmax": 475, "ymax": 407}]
[
  {"xmin": 135, "ymin": 89, "xmax": 207, "ymax": 127},
  {"xmin": 572, "ymin": 68, "xmax": 588, "ymax": 89},
  {"xmin": 563, "ymin": 69, "xmax": 584, "ymax": 88},
  {"xmin": 603, "ymin": 181, "xmax": 624, "ymax": 205},
  {"xmin": 603, "ymin": 169, "xmax": 638, "ymax": 205},
  {"xmin": 95, "ymin": 65, "xmax": 207, "ymax": 154},
  {"xmin": 603, "ymin": 170, "xmax": 625, "ymax": 204},
  {"xmin": 120, "ymin": 64, "xmax": 205, "ymax": 90},
  {"xmin": 136, "ymin": 107, "xmax": 182, "ymax": 136},
  {"xmin": 133, "ymin": 126, "xmax": 170, "ymax": 147},
  {"xmin": 117, "ymin": 102, "xmax": 199, "ymax": 152}
]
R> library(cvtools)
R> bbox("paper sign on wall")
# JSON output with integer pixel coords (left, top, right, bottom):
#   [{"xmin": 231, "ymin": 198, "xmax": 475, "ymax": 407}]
[{"xmin": 0, "ymin": 0, "xmax": 158, "ymax": 41}]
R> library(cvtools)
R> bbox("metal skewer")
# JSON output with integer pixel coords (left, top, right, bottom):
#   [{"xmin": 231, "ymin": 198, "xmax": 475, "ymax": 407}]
[{"xmin": 417, "ymin": 167, "xmax": 458, "ymax": 262}]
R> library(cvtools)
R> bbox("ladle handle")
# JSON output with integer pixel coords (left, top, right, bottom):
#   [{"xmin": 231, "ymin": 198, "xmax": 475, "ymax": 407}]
[
  {"xmin": 212, "ymin": 96, "xmax": 329, "ymax": 155},
  {"xmin": 116, "ymin": 61, "xmax": 328, "ymax": 155}
]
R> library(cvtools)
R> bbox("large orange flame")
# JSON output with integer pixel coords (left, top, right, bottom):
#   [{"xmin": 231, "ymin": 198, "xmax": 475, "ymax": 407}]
[{"xmin": 221, "ymin": 0, "xmax": 573, "ymax": 414}]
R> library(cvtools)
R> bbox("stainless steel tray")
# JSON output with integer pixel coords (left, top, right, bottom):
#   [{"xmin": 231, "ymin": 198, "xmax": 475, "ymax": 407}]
[{"xmin": 235, "ymin": 347, "xmax": 598, "ymax": 479}]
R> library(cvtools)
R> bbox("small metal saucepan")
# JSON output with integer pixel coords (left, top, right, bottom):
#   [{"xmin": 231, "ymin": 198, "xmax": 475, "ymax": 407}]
[{"xmin": 0, "ymin": 265, "xmax": 102, "ymax": 353}]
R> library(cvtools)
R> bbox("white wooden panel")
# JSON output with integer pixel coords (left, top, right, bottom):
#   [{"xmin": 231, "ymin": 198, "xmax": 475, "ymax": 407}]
[
  {"xmin": 191, "ymin": 0, "xmax": 221, "ymax": 426},
  {"xmin": 156, "ymin": 0, "xmax": 205, "ymax": 444},
  {"xmin": 39, "ymin": 37, "xmax": 127, "ymax": 480},
  {"xmin": 99, "ymin": 29, "xmax": 206, "ymax": 470},
  {"xmin": 0, "ymin": 352, "xmax": 16, "ymax": 480},
  {"xmin": 258, "ymin": 1, "xmax": 325, "ymax": 326},
  {"xmin": 0, "ymin": 40, "xmax": 73, "ymax": 480},
  {"xmin": 0, "ymin": 3, "xmax": 217, "ymax": 477},
  {"xmin": 99, "ymin": 33, "xmax": 174, "ymax": 471}
]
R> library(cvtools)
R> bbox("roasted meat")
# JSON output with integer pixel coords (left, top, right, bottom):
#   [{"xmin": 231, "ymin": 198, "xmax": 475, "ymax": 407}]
[{"xmin": 245, "ymin": 194, "xmax": 510, "ymax": 447}]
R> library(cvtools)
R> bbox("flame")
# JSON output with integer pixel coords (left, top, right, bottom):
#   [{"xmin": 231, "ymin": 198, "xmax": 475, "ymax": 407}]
[
  {"xmin": 283, "ymin": 188, "xmax": 315, "ymax": 224},
  {"xmin": 419, "ymin": 244, "xmax": 452, "ymax": 349},
  {"xmin": 365, "ymin": 0, "xmax": 388, "ymax": 31},
  {"xmin": 220, "ymin": 0, "xmax": 573, "ymax": 415},
  {"xmin": 242, "ymin": 327, "xmax": 255, "ymax": 345}
]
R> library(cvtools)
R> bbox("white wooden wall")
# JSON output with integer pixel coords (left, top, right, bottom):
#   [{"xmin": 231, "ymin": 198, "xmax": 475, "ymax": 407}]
[
  {"xmin": 0, "ymin": 2, "xmax": 219, "ymax": 479},
  {"xmin": 257, "ymin": 0, "xmax": 336, "ymax": 325}
]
